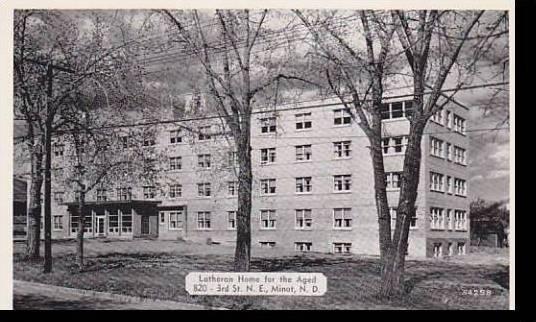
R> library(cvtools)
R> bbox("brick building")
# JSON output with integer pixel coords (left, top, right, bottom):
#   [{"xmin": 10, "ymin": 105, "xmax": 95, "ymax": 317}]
[{"xmin": 16, "ymin": 96, "xmax": 470, "ymax": 258}]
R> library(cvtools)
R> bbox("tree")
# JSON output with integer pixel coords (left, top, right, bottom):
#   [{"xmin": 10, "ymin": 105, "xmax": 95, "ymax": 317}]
[
  {"xmin": 470, "ymin": 199, "xmax": 509, "ymax": 247},
  {"xmin": 294, "ymin": 9, "xmax": 397, "ymax": 265},
  {"xmin": 13, "ymin": 9, "xmax": 148, "ymax": 270},
  {"xmin": 294, "ymin": 9, "xmax": 508, "ymax": 297},
  {"xmin": 161, "ymin": 9, "xmax": 307, "ymax": 271},
  {"xmin": 380, "ymin": 9, "xmax": 507, "ymax": 297}
]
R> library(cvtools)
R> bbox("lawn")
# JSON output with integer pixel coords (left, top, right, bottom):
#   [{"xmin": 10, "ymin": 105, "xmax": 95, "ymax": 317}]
[{"xmin": 13, "ymin": 239, "xmax": 510, "ymax": 310}]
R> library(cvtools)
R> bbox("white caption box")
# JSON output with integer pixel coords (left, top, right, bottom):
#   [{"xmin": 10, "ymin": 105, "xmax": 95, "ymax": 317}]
[{"xmin": 186, "ymin": 272, "xmax": 327, "ymax": 296}]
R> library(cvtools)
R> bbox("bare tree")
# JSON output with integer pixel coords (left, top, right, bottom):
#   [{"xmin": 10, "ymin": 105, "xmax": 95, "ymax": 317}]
[
  {"xmin": 295, "ymin": 9, "xmax": 508, "ymax": 297},
  {"xmin": 13, "ymin": 9, "xmax": 148, "ymax": 271},
  {"xmin": 379, "ymin": 10, "xmax": 507, "ymax": 297},
  {"xmin": 294, "ymin": 9, "xmax": 397, "ymax": 262},
  {"xmin": 161, "ymin": 9, "xmax": 308, "ymax": 271}
]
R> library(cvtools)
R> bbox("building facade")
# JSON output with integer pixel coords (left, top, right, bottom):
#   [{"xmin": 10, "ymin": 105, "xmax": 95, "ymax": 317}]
[{"xmin": 22, "ymin": 97, "xmax": 470, "ymax": 258}]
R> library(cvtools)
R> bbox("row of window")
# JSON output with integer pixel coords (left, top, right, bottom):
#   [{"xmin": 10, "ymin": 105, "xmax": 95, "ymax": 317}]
[
  {"xmin": 53, "ymin": 171, "xmax": 408, "ymax": 203},
  {"xmin": 429, "ymin": 137, "xmax": 467, "ymax": 165},
  {"xmin": 429, "ymin": 172, "xmax": 467, "ymax": 196},
  {"xmin": 158, "ymin": 208, "xmax": 355, "ymax": 231},
  {"xmin": 432, "ymin": 242, "xmax": 466, "ymax": 258},
  {"xmin": 430, "ymin": 109, "xmax": 467, "ymax": 135},
  {"xmin": 429, "ymin": 207, "xmax": 468, "ymax": 231},
  {"xmin": 258, "ymin": 241, "xmax": 353, "ymax": 253}
]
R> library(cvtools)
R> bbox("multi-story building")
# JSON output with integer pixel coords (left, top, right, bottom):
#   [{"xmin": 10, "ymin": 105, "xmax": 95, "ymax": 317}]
[{"xmin": 16, "ymin": 96, "xmax": 470, "ymax": 258}]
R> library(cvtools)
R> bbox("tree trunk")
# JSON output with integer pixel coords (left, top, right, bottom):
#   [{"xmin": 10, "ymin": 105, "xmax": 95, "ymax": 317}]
[
  {"xmin": 379, "ymin": 121, "xmax": 426, "ymax": 298},
  {"xmin": 43, "ymin": 116, "xmax": 53, "ymax": 273},
  {"xmin": 234, "ymin": 125, "xmax": 252, "ymax": 272},
  {"xmin": 76, "ymin": 191, "xmax": 86, "ymax": 270},
  {"xmin": 26, "ymin": 148, "xmax": 43, "ymax": 261},
  {"xmin": 369, "ymin": 128, "xmax": 392, "ymax": 262}
]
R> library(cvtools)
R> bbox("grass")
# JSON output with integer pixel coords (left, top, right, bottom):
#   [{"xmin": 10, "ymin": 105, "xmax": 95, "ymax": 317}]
[{"xmin": 13, "ymin": 239, "xmax": 509, "ymax": 310}]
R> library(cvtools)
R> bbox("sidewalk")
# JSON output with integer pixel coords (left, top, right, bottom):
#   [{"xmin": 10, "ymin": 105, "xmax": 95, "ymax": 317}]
[{"xmin": 13, "ymin": 280, "xmax": 225, "ymax": 310}]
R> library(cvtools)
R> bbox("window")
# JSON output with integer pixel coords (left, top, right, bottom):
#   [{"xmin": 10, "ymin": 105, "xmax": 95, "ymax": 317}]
[
  {"xmin": 260, "ymin": 210, "xmax": 276, "ymax": 229},
  {"xmin": 454, "ymin": 210, "xmax": 468, "ymax": 231},
  {"xmin": 391, "ymin": 102, "xmax": 404, "ymax": 118},
  {"xmin": 96, "ymin": 189, "xmax": 107, "ymax": 201},
  {"xmin": 446, "ymin": 176, "xmax": 453, "ymax": 194},
  {"xmin": 453, "ymin": 114, "xmax": 466, "ymax": 135},
  {"xmin": 386, "ymin": 172, "xmax": 401, "ymax": 190},
  {"xmin": 446, "ymin": 111, "xmax": 453, "ymax": 129},
  {"xmin": 446, "ymin": 143, "xmax": 452, "ymax": 161},
  {"xmin": 228, "ymin": 211, "xmax": 237, "ymax": 230},
  {"xmin": 121, "ymin": 211, "xmax": 132, "ymax": 233},
  {"xmin": 197, "ymin": 154, "xmax": 211, "ymax": 169},
  {"xmin": 454, "ymin": 178, "xmax": 467, "ymax": 196},
  {"xmin": 382, "ymin": 136, "xmax": 407, "ymax": 155},
  {"xmin": 457, "ymin": 242, "xmax": 466, "ymax": 255},
  {"xmin": 295, "ymin": 242, "xmax": 312, "ymax": 252},
  {"xmin": 227, "ymin": 151, "xmax": 238, "ymax": 167},
  {"xmin": 433, "ymin": 243, "xmax": 442, "ymax": 258},
  {"xmin": 446, "ymin": 209, "xmax": 453, "ymax": 230},
  {"xmin": 390, "ymin": 207, "xmax": 418, "ymax": 229},
  {"xmin": 159, "ymin": 212, "xmax": 165, "ymax": 225},
  {"xmin": 334, "ymin": 175, "xmax": 352, "ymax": 192},
  {"xmin": 198, "ymin": 125, "xmax": 212, "ymax": 141},
  {"xmin": 430, "ymin": 172, "xmax": 444, "ymax": 192},
  {"xmin": 295, "ymin": 112, "xmax": 312, "ymax": 130},
  {"xmin": 333, "ymin": 109, "xmax": 351, "ymax": 125},
  {"xmin": 169, "ymin": 156, "xmax": 182, "ymax": 170},
  {"xmin": 197, "ymin": 211, "xmax": 211, "ymax": 230},
  {"xmin": 169, "ymin": 129, "xmax": 182, "ymax": 144},
  {"xmin": 260, "ymin": 179, "xmax": 277, "ymax": 195},
  {"xmin": 333, "ymin": 208, "xmax": 352, "ymax": 228},
  {"xmin": 228, "ymin": 181, "xmax": 238, "ymax": 196},
  {"xmin": 53, "ymin": 215, "xmax": 63, "ymax": 230},
  {"xmin": 197, "ymin": 183, "xmax": 211, "ymax": 197},
  {"xmin": 116, "ymin": 187, "xmax": 132, "ymax": 200},
  {"xmin": 295, "ymin": 145, "xmax": 312, "ymax": 161},
  {"xmin": 380, "ymin": 100, "xmax": 413, "ymax": 120},
  {"xmin": 431, "ymin": 109, "xmax": 444, "ymax": 125},
  {"xmin": 333, "ymin": 141, "xmax": 352, "ymax": 158},
  {"xmin": 143, "ymin": 136, "xmax": 156, "ymax": 147},
  {"xmin": 119, "ymin": 136, "xmax": 129, "ymax": 149},
  {"xmin": 430, "ymin": 137, "xmax": 444, "ymax": 158},
  {"xmin": 260, "ymin": 148, "xmax": 276, "ymax": 164},
  {"xmin": 454, "ymin": 146, "xmax": 467, "ymax": 165},
  {"xmin": 143, "ymin": 186, "xmax": 156, "ymax": 199},
  {"xmin": 295, "ymin": 177, "xmax": 312, "ymax": 194},
  {"xmin": 108, "ymin": 211, "xmax": 119, "ymax": 234},
  {"xmin": 169, "ymin": 211, "xmax": 183, "ymax": 230},
  {"xmin": 260, "ymin": 241, "xmax": 276, "ymax": 248},
  {"xmin": 295, "ymin": 209, "xmax": 312, "ymax": 229},
  {"xmin": 169, "ymin": 184, "xmax": 182, "ymax": 198},
  {"xmin": 70, "ymin": 214, "xmax": 79, "ymax": 234},
  {"xmin": 53, "ymin": 191, "xmax": 64, "ymax": 204},
  {"xmin": 260, "ymin": 116, "xmax": 277, "ymax": 133},
  {"xmin": 430, "ymin": 207, "xmax": 445, "ymax": 230},
  {"xmin": 333, "ymin": 242, "xmax": 352, "ymax": 254},
  {"xmin": 53, "ymin": 143, "xmax": 64, "ymax": 157},
  {"xmin": 448, "ymin": 242, "xmax": 454, "ymax": 256}
]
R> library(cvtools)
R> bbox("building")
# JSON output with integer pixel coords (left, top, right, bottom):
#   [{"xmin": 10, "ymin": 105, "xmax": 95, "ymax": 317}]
[{"xmin": 18, "ymin": 96, "xmax": 470, "ymax": 258}]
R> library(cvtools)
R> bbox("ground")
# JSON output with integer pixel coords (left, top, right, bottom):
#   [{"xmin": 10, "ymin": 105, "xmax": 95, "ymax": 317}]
[{"xmin": 13, "ymin": 239, "xmax": 510, "ymax": 310}]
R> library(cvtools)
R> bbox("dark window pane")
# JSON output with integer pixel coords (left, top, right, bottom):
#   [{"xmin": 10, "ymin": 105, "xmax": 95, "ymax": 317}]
[{"xmin": 392, "ymin": 102, "xmax": 403, "ymax": 118}]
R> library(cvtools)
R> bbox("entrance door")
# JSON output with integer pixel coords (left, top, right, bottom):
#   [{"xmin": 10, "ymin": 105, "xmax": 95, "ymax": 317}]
[
  {"xmin": 141, "ymin": 216, "xmax": 150, "ymax": 235},
  {"xmin": 96, "ymin": 216, "xmax": 105, "ymax": 237}
]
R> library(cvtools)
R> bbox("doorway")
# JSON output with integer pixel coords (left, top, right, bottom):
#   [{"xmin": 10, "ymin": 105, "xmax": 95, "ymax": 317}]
[
  {"xmin": 141, "ymin": 216, "xmax": 150, "ymax": 235},
  {"xmin": 95, "ymin": 216, "xmax": 106, "ymax": 237}
]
